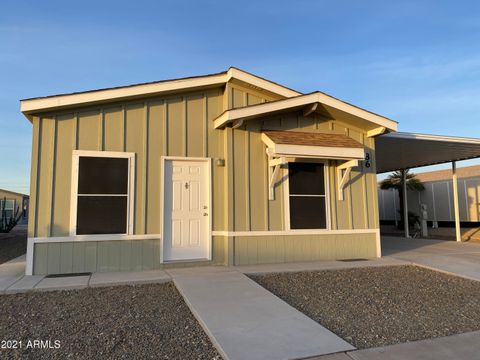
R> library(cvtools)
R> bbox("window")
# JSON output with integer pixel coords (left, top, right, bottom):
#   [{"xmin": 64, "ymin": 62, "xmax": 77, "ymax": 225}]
[
  {"xmin": 288, "ymin": 162, "xmax": 327, "ymax": 229},
  {"xmin": 0, "ymin": 199, "xmax": 15, "ymax": 220},
  {"xmin": 72, "ymin": 152, "xmax": 134, "ymax": 235}
]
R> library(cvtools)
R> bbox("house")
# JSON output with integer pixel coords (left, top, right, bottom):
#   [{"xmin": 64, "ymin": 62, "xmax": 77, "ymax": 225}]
[
  {"xmin": 0, "ymin": 188, "xmax": 29, "ymax": 224},
  {"xmin": 20, "ymin": 67, "xmax": 398, "ymax": 275},
  {"xmin": 378, "ymin": 165, "xmax": 480, "ymax": 227}
]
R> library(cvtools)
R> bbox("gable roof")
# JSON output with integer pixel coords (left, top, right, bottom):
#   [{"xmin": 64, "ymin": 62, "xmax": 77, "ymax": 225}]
[
  {"xmin": 0, "ymin": 188, "xmax": 29, "ymax": 198},
  {"xmin": 214, "ymin": 92, "xmax": 398, "ymax": 132},
  {"xmin": 20, "ymin": 67, "xmax": 301, "ymax": 117}
]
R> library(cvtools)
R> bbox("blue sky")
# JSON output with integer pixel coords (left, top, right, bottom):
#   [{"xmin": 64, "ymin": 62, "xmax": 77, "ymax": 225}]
[{"xmin": 1, "ymin": 0, "xmax": 480, "ymax": 193}]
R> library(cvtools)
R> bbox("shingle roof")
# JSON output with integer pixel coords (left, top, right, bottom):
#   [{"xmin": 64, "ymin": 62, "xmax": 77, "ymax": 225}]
[{"xmin": 263, "ymin": 131, "xmax": 364, "ymax": 148}]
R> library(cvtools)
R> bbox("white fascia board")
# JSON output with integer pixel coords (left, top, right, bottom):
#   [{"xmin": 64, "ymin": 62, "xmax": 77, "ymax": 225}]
[
  {"xmin": 21, "ymin": 73, "xmax": 228, "ymax": 114},
  {"xmin": 227, "ymin": 68, "xmax": 301, "ymax": 98},
  {"xmin": 382, "ymin": 132, "xmax": 480, "ymax": 144},
  {"xmin": 214, "ymin": 92, "xmax": 398, "ymax": 131},
  {"xmin": 215, "ymin": 93, "xmax": 319, "ymax": 128},
  {"xmin": 20, "ymin": 67, "xmax": 301, "ymax": 115},
  {"xmin": 273, "ymin": 144, "xmax": 365, "ymax": 160}
]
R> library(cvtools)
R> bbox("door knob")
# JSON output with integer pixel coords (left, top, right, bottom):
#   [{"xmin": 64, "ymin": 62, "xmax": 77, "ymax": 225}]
[
  {"xmin": 185, "ymin": 182, "xmax": 189, "ymax": 189},
  {"xmin": 203, "ymin": 213, "xmax": 208, "ymax": 216}
]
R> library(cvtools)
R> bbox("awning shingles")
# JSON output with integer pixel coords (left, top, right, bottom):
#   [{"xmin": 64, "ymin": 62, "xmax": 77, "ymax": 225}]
[
  {"xmin": 261, "ymin": 131, "xmax": 365, "ymax": 161},
  {"xmin": 263, "ymin": 131, "xmax": 364, "ymax": 148}
]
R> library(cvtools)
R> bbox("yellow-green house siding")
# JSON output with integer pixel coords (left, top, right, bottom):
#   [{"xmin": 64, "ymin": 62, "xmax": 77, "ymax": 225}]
[
  {"xmin": 226, "ymin": 112, "xmax": 379, "ymax": 232},
  {"xmin": 27, "ymin": 79, "xmax": 381, "ymax": 275}
]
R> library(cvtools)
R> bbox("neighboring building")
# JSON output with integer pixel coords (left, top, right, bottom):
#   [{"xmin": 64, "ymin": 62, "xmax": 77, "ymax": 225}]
[
  {"xmin": 0, "ymin": 188, "xmax": 29, "ymax": 224},
  {"xmin": 378, "ymin": 165, "xmax": 480, "ymax": 226},
  {"xmin": 20, "ymin": 67, "xmax": 398, "ymax": 275}
]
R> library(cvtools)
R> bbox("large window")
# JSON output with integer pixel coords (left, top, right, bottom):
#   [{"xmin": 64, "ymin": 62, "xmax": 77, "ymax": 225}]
[
  {"xmin": 72, "ymin": 152, "xmax": 134, "ymax": 235},
  {"xmin": 288, "ymin": 162, "xmax": 327, "ymax": 229}
]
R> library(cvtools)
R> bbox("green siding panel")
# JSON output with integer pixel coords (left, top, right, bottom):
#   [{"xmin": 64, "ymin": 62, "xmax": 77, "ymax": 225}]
[
  {"xmin": 233, "ymin": 233, "xmax": 378, "ymax": 265},
  {"xmin": 33, "ymin": 244, "xmax": 48, "ymax": 275}
]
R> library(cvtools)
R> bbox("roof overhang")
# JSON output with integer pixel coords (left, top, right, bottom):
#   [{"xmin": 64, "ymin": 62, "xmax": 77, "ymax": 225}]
[
  {"xmin": 20, "ymin": 67, "xmax": 301, "ymax": 118},
  {"xmin": 214, "ymin": 92, "xmax": 398, "ymax": 132},
  {"xmin": 376, "ymin": 132, "xmax": 480, "ymax": 173}
]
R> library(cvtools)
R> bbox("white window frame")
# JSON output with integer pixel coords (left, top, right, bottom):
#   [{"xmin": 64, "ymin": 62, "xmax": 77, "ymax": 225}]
[
  {"xmin": 69, "ymin": 150, "xmax": 136, "ymax": 237},
  {"xmin": 283, "ymin": 159, "xmax": 331, "ymax": 231}
]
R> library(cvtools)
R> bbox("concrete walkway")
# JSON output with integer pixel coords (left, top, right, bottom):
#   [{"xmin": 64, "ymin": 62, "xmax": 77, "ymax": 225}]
[
  {"xmin": 315, "ymin": 330, "xmax": 480, "ymax": 360},
  {"xmin": 167, "ymin": 266, "xmax": 355, "ymax": 360},
  {"xmin": 382, "ymin": 236, "xmax": 480, "ymax": 281},
  {"xmin": 0, "ymin": 254, "xmax": 26, "ymax": 292},
  {"xmin": 0, "ymin": 255, "xmax": 170, "ymax": 294}
]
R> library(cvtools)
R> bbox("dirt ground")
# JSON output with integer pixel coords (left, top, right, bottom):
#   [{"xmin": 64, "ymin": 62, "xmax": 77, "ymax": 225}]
[
  {"xmin": 0, "ymin": 282, "xmax": 222, "ymax": 359},
  {"xmin": 250, "ymin": 265, "xmax": 480, "ymax": 349},
  {"xmin": 0, "ymin": 224, "xmax": 27, "ymax": 264}
]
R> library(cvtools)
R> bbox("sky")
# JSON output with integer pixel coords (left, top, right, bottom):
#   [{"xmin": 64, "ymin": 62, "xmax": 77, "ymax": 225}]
[{"xmin": 1, "ymin": 0, "xmax": 480, "ymax": 193}]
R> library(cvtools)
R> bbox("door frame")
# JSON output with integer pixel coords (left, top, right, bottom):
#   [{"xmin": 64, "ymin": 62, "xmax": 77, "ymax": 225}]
[{"xmin": 160, "ymin": 156, "xmax": 212, "ymax": 263}]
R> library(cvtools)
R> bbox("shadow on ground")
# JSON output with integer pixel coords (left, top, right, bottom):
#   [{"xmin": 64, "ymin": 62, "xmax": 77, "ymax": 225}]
[{"xmin": 0, "ymin": 224, "xmax": 27, "ymax": 264}]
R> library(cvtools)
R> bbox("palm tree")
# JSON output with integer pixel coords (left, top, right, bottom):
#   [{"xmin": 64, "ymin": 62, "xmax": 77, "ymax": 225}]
[{"xmin": 380, "ymin": 169, "xmax": 425, "ymax": 228}]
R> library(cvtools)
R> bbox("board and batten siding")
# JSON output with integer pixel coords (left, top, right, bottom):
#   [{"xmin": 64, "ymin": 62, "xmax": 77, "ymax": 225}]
[
  {"xmin": 27, "ymin": 79, "xmax": 381, "ymax": 274},
  {"xmin": 226, "ymin": 111, "xmax": 379, "ymax": 232},
  {"xmin": 233, "ymin": 233, "xmax": 377, "ymax": 265},
  {"xmin": 28, "ymin": 88, "xmax": 226, "ymax": 240},
  {"xmin": 32, "ymin": 236, "xmax": 228, "ymax": 275}
]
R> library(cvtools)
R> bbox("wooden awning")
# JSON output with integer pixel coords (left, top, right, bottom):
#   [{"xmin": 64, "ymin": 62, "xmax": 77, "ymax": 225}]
[
  {"xmin": 261, "ymin": 131, "xmax": 365, "ymax": 160},
  {"xmin": 261, "ymin": 131, "xmax": 365, "ymax": 201}
]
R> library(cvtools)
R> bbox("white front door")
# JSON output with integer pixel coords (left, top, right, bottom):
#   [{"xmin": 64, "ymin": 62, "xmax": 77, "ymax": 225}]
[{"xmin": 163, "ymin": 159, "xmax": 210, "ymax": 261}]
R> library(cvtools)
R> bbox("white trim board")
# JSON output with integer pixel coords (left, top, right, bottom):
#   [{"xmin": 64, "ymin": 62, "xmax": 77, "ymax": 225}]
[
  {"xmin": 212, "ymin": 229, "xmax": 380, "ymax": 237},
  {"xmin": 29, "ymin": 234, "xmax": 161, "ymax": 243},
  {"xmin": 21, "ymin": 67, "xmax": 300, "ymax": 115},
  {"xmin": 214, "ymin": 92, "xmax": 398, "ymax": 131}
]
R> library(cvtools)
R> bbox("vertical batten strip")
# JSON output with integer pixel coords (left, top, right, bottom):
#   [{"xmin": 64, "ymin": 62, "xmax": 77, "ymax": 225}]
[
  {"xmin": 144, "ymin": 102, "xmax": 149, "ymax": 234},
  {"xmin": 74, "ymin": 112, "xmax": 79, "ymax": 150},
  {"xmin": 49, "ymin": 117, "xmax": 59, "ymax": 237},
  {"xmin": 184, "ymin": 97, "xmax": 188, "ymax": 156},
  {"xmin": 203, "ymin": 94, "xmax": 208, "ymax": 157},
  {"xmin": 30, "ymin": 117, "xmax": 42, "ymax": 237},
  {"xmin": 263, "ymin": 141, "xmax": 269, "ymax": 230},
  {"xmin": 101, "ymin": 108, "xmax": 105, "ymax": 151},
  {"xmin": 164, "ymin": 102, "xmax": 168, "ymax": 156},
  {"xmin": 122, "ymin": 105, "xmax": 126, "ymax": 152},
  {"xmin": 246, "ymin": 131, "xmax": 251, "ymax": 230}
]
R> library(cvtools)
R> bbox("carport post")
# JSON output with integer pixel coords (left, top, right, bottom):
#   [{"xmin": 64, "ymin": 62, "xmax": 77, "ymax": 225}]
[
  {"xmin": 452, "ymin": 161, "xmax": 461, "ymax": 242},
  {"xmin": 403, "ymin": 170, "xmax": 410, "ymax": 238}
]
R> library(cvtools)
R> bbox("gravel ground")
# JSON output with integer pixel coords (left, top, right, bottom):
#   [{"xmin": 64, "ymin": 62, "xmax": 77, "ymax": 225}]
[
  {"xmin": 0, "ymin": 282, "xmax": 222, "ymax": 360},
  {"xmin": 249, "ymin": 265, "xmax": 480, "ymax": 349},
  {"xmin": 0, "ymin": 225, "xmax": 27, "ymax": 264}
]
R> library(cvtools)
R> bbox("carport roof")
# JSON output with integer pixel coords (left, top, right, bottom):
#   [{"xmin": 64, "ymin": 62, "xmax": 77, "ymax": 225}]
[{"xmin": 376, "ymin": 132, "xmax": 480, "ymax": 173}]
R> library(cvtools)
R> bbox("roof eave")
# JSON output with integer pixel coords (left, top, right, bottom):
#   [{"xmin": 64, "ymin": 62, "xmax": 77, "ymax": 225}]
[
  {"xmin": 20, "ymin": 67, "xmax": 302, "ymax": 118},
  {"xmin": 214, "ymin": 92, "xmax": 398, "ymax": 132}
]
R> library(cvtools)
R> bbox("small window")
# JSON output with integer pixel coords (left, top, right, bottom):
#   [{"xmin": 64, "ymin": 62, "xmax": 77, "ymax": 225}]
[
  {"xmin": 288, "ymin": 162, "xmax": 327, "ymax": 229},
  {"xmin": 75, "ymin": 155, "xmax": 131, "ymax": 235},
  {"xmin": 0, "ymin": 199, "xmax": 15, "ymax": 220}
]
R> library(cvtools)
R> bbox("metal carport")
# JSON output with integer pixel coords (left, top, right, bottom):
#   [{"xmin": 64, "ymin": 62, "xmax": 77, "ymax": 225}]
[{"xmin": 376, "ymin": 132, "xmax": 480, "ymax": 241}]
